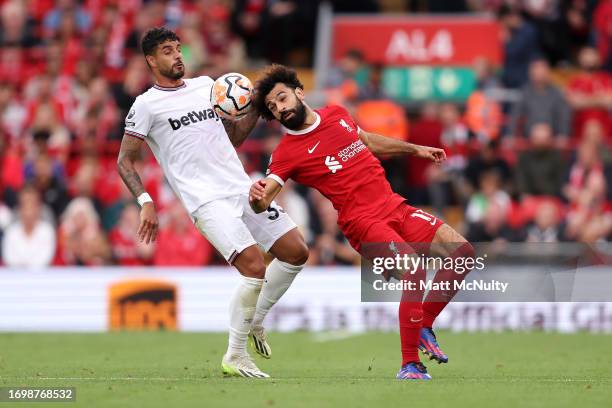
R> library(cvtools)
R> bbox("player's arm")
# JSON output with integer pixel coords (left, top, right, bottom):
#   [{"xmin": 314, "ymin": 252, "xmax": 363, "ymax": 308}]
[
  {"xmin": 249, "ymin": 178, "xmax": 283, "ymax": 214},
  {"xmin": 222, "ymin": 109, "xmax": 259, "ymax": 147},
  {"xmin": 358, "ymin": 129, "xmax": 446, "ymax": 164},
  {"xmin": 117, "ymin": 134, "xmax": 158, "ymax": 244}
]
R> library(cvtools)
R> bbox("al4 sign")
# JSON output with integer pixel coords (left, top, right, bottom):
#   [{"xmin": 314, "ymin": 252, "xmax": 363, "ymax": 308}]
[
  {"xmin": 385, "ymin": 29, "xmax": 453, "ymax": 62},
  {"xmin": 332, "ymin": 16, "xmax": 501, "ymax": 66}
]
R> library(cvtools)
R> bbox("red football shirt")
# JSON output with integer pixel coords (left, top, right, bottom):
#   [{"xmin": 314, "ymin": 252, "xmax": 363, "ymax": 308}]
[{"xmin": 267, "ymin": 105, "xmax": 405, "ymax": 243}]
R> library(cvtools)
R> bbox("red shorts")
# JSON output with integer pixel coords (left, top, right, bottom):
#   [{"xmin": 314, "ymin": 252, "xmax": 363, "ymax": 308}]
[{"xmin": 349, "ymin": 202, "xmax": 444, "ymax": 256}]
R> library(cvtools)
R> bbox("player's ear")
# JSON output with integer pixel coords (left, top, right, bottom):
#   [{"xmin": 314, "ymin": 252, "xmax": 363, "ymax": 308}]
[
  {"xmin": 145, "ymin": 54, "xmax": 156, "ymax": 69},
  {"xmin": 295, "ymin": 87, "xmax": 305, "ymax": 101}
]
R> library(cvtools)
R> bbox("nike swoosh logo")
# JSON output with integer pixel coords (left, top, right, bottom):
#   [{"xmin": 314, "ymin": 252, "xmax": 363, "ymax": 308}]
[
  {"xmin": 307, "ymin": 141, "xmax": 321, "ymax": 154},
  {"xmin": 410, "ymin": 317, "xmax": 423, "ymax": 323}
]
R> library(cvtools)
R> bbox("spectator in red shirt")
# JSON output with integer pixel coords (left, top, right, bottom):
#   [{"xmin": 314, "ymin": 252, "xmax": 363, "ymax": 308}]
[
  {"xmin": 153, "ymin": 201, "xmax": 213, "ymax": 266},
  {"xmin": 593, "ymin": 0, "xmax": 612, "ymax": 70},
  {"xmin": 109, "ymin": 204, "xmax": 154, "ymax": 266},
  {"xmin": 563, "ymin": 139, "xmax": 612, "ymax": 242},
  {"xmin": 566, "ymin": 47, "xmax": 612, "ymax": 142},
  {"xmin": 405, "ymin": 102, "xmax": 442, "ymax": 206}
]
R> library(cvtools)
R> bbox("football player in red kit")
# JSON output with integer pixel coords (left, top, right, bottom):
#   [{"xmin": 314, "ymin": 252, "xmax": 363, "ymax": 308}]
[{"xmin": 248, "ymin": 65, "xmax": 475, "ymax": 380}]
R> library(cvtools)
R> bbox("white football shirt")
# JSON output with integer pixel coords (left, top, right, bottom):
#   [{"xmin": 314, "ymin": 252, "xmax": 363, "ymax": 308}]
[{"xmin": 124, "ymin": 76, "xmax": 252, "ymax": 214}]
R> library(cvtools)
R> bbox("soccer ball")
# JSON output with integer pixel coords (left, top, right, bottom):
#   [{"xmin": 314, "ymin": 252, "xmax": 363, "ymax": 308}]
[{"xmin": 210, "ymin": 73, "xmax": 253, "ymax": 120}]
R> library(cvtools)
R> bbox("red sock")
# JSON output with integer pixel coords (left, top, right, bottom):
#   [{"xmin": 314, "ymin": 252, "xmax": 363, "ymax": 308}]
[
  {"xmin": 399, "ymin": 300, "xmax": 422, "ymax": 365},
  {"xmin": 398, "ymin": 266, "xmax": 426, "ymax": 365},
  {"xmin": 422, "ymin": 242, "xmax": 475, "ymax": 327}
]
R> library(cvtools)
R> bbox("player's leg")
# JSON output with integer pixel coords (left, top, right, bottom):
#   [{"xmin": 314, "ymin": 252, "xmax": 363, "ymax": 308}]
[
  {"xmin": 241, "ymin": 197, "xmax": 308, "ymax": 358},
  {"xmin": 392, "ymin": 205, "xmax": 474, "ymax": 363},
  {"xmin": 359, "ymin": 221, "xmax": 430, "ymax": 380},
  {"xmin": 252, "ymin": 228, "xmax": 308, "ymax": 358},
  {"xmin": 422, "ymin": 224, "xmax": 475, "ymax": 327},
  {"xmin": 192, "ymin": 197, "xmax": 269, "ymax": 378}
]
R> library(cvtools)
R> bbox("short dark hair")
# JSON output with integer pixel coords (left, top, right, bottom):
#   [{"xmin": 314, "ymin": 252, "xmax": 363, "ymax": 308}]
[
  {"xmin": 141, "ymin": 27, "xmax": 180, "ymax": 56},
  {"xmin": 254, "ymin": 64, "xmax": 304, "ymax": 121}
]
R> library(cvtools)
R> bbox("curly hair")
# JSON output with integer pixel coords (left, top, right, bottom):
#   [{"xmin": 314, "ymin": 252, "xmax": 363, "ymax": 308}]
[
  {"xmin": 253, "ymin": 64, "xmax": 304, "ymax": 121},
  {"xmin": 141, "ymin": 27, "xmax": 180, "ymax": 56}
]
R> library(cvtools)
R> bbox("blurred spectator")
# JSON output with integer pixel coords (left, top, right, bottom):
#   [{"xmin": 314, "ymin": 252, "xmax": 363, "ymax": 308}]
[
  {"xmin": 566, "ymin": 47, "xmax": 612, "ymax": 141},
  {"xmin": 465, "ymin": 171, "xmax": 511, "ymax": 224},
  {"xmin": 309, "ymin": 190, "xmax": 358, "ymax": 265},
  {"xmin": 464, "ymin": 139, "xmax": 512, "ymax": 194},
  {"xmin": 326, "ymin": 49, "xmax": 369, "ymax": 102},
  {"xmin": 111, "ymin": 56, "xmax": 150, "ymax": 122},
  {"xmin": 525, "ymin": 200, "xmax": 565, "ymax": 243},
  {"xmin": 427, "ymin": 103, "xmax": 468, "ymax": 215},
  {"xmin": 199, "ymin": 6, "xmax": 247, "ymax": 76},
  {"xmin": 515, "ymin": 123, "xmax": 565, "ymax": 197},
  {"xmin": 74, "ymin": 77, "xmax": 120, "ymax": 142},
  {"xmin": 465, "ymin": 57, "xmax": 503, "ymax": 141},
  {"xmin": 466, "ymin": 201, "xmax": 525, "ymax": 242},
  {"xmin": 261, "ymin": 1, "xmax": 318, "ymax": 65},
  {"xmin": 498, "ymin": 5, "xmax": 542, "ymax": 88},
  {"xmin": 2, "ymin": 186, "xmax": 56, "ymax": 267},
  {"xmin": 0, "ymin": 132, "xmax": 23, "ymax": 207},
  {"xmin": 43, "ymin": 0, "xmax": 92, "ymax": 39},
  {"xmin": 57, "ymin": 197, "xmax": 111, "ymax": 265},
  {"xmin": 0, "ymin": 0, "xmax": 38, "ymax": 48},
  {"xmin": 564, "ymin": 140, "xmax": 612, "ymax": 241},
  {"xmin": 405, "ymin": 103, "xmax": 443, "ymax": 205},
  {"xmin": 231, "ymin": 0, "xmax": 267, "ymax": 62},
  {"xmin": 109, "ymin": 204, "xmax": 154, "ymax": 266},
  {"xmin": 0, "ymin": 197, "xmax": 12, "ymax": 260},
  {"xmin": 0, "ymin": 82, "xmax": 27, "ymax": 142},
  {"xmin": 26, "ymin": 153, "xmax": 69, "ymax": 219},
  {"xmin": 559, "ymin": 0, "xmax": 594, "ymax": 61},
  {"xmin": 355, "ymin": 99, "xmax": 408, "ymax": 141},
  {"xmin": 509, "ymin": 59, "xmax": 571, "ymax": 140},
  {"xmin": 179, "ymin": 12, "xmax": 209, "ymax": 75},
  {"xmin": 69, "ymin": 155, "xmax": 104, "ymax": 216},
  {"xmin": 275, "ymin": 181, "xmax": 312, "ymax": 244},
  {"xmin": 593, "ymin": 0, "xmax": 612, "ymax": 71},
  {"xmin": 153, "ymin": 201, "xmax": 213, "ymax": 266}
]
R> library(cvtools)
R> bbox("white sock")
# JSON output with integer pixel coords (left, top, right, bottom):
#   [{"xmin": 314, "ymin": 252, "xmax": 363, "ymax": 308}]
[
  {"xmin": 227, "ymin": 275, "xmax": 263, "ymax": 357},
  {"xmin": 252, "ymin": 259, "xmax": 304, "ymax": 329}
]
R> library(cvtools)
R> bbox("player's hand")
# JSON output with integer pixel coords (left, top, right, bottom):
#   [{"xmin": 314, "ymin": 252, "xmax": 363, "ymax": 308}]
[
  {"xmin": 249, "ymin": 179, "xmax": 266, "ymax": 203},
  {"xmin": 416, "ymin": 146, "xmax": 446, "ymax": 164},
  {"xmin": 137, "ymin": 202, "xmax": 158, "ymax": 244}
]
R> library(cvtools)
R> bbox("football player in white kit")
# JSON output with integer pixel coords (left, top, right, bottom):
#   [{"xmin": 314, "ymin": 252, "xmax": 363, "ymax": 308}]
[{"xmin": 117, "ymin": 28, "xmax": 309, "ymax": 378}]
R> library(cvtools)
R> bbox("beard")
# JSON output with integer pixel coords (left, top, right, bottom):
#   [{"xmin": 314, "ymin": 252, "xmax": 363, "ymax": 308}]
[
  {"xmin": 279, "ymin": 99, "xmax": 307, "ymax": 130},
  {"xmin": 161, "ymin": 62, "xmax": 185, "ymax": 80}
]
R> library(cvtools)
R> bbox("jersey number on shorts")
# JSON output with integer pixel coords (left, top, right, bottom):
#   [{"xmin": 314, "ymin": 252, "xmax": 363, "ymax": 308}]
[
  {"xmin": 410, "ymin": 209, "xmax": 437, "ymax": 225},
  {"xmin": 266, "ymin": 203, "xmax": 285, "ymax": 220}
]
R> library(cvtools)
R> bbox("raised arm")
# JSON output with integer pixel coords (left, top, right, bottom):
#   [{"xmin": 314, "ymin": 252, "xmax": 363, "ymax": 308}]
[
  {"xmin": 222, "ymin": 109, "xmax": 259, "ymax": 147},
  {"xmin": 248, "ymin": 178, "xmax": 283, "ymax": 213},
  {"xmin": 358, "ymin": 130, "xmax": 446, "ymax": 163},
  {"xmin": 117, "ymin": 134, "xmax": 158, "ymax": 243}
]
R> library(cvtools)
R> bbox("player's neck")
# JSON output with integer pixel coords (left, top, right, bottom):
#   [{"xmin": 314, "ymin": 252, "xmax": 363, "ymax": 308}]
[
  {"xmin": 154, "ymin": 75, "xmax": 185, "ymax": 89},
  {"xmin": 296, "ymin": 107, "xmax": 317, "ymax": 131}
]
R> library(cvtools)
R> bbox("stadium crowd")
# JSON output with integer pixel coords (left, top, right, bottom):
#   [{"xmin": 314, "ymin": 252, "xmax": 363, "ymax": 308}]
[{"xmin": 0, "ymin": 0, "xmax": 610, "ymax": 267}]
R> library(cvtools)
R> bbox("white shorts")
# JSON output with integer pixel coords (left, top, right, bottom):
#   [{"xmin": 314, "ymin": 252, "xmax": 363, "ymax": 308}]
[{"xmin": 192, "ymin": 194, "xmax": 297, "ymax": 264}]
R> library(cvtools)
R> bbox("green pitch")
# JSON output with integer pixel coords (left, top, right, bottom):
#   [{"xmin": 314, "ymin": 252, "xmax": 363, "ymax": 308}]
[{"xmin": 0, "ymin": 331, "xmax": 610, "ymax": 408}]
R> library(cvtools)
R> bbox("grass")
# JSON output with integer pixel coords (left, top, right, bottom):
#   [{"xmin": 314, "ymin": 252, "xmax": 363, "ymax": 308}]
[{"xmin": 0, "ymin": 331, "xmax": 610, "ymax": 408}]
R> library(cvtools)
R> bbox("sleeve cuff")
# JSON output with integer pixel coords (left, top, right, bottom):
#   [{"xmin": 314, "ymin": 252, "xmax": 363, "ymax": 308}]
[
  {"xmin": 267, "ymin": 174, "xmax": 285, "ymax": 186},
  {"xmin": 125, "ymin": 130, "xmax": 146, "ymax": 139}
]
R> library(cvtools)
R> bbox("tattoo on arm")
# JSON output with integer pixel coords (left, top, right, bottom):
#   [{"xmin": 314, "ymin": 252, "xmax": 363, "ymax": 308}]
[
  {"xmin": 117, "ymin": 135, "xmax": 146, "ymax": 198},
  {"xmin": 222, "ymin": 110, "xmax": 259, "ymax": 147}
]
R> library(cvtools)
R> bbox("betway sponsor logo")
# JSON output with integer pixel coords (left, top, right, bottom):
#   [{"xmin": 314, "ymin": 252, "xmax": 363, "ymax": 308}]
[{"xmin": 168, "ymin": 108, "xmax": 219, "ymax": 130}]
